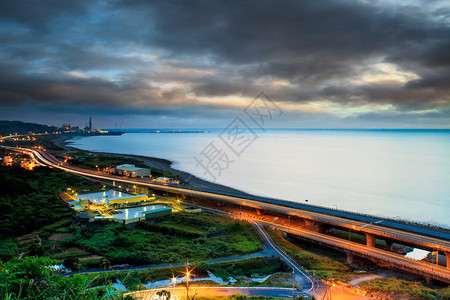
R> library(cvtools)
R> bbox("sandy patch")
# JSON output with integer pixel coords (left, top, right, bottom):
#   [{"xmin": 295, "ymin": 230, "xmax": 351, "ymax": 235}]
[
  {"xmin": 79, "ymin": 255, "xmax": 104, "ymax": 262},
  {"xmin": 49, "ymin": 232, "xmax": 73, "ymax": 241}
]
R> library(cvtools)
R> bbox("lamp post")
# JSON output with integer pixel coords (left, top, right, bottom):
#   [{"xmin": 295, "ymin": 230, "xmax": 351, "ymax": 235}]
[
  {"xmin": 186, "ymin": 270, "xmax": 190, "ymax": 300},
  {"xmin": 184, "ymin": 261, "xmax": 193, "ymax": 300},
  {"xmin": 172, "ymin": 276, "xmax": 177, "ymax": 297}
]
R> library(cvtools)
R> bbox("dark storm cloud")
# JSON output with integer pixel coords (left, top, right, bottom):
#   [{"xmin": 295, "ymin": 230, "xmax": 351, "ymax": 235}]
[
  {"xmin": 116, "ymin": 0, "xmax": 449, "ymax": 110},
  {"xmin": 125, "ymin": 0, "xmax": 448, "ymax": 67},
  {"xmin": 0, "ymin": 1, "xmax": 90, "ymax": 31},
  {"xmin": 0, "ymin": 0, "xmax": 449, "ymax": 127}
]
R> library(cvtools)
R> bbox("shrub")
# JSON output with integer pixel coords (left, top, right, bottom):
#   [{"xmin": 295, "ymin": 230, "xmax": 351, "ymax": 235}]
[
  {"xmin": 28, "ymin": 243, "xmax": 45, "ymax": 256},
  {"xmin": 64, "ymin": 257, "xmax": 81, "ymax": 271}
]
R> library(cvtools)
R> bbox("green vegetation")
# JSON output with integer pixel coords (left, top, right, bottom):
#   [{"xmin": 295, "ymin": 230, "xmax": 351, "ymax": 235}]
[
  {"xmin": 264, "ymin": 227, "xmax": 353, "ymax": 281},
  {"xmin": 83, "ymin": 257, "xmax": 285, "ymax": 291},
  {"xmin": 0, "ymin": 238, "xmax": 19, "ymax": 262},
  {"xmin": 70, "ymin": 152, "xmax": 148, "ymax": 170},
  {"xmin": 0, "ymin": 165, "xmax": 261, "ymax": 271},
  {"xmin": 192, "ymin": 296, "xmax": 308, "ymax": 300},
  {"xmin": 0, "ymin": 166, "xmax": 103, "ymax": 260},
  {"xmin": 0, "ymin": 257, "xmax": 305, "ymax": 299},
  {"xmin": 84, "ymin": 266, "xmax": 185, "ymax": 290},
  {"xmin": 0, "ymin": 120, "xmax": 58, "ymax": 136},
  {"xmin": 50, "ymin": 212, "xmax": 261, "ymax": 267},
  {"xmin": 0, "ymin": 166, "xmax": 74, "ymax": 238},
  {"xmin": 360, "ymin": 277, "xmax": 450, "ymax": 300},
  {"xmin": 0, "ymin": 256, "xmax": 123, "ymax": 299},
  {"xmin": 207, "ymin": 258, "xmax": 285, "ymax": 281}
]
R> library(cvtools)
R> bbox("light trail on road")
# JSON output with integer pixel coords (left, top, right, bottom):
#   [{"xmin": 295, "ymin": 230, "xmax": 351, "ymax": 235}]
[{"xmin": 11, "ymin": 146, "xmax": 450, "ymax": 283}]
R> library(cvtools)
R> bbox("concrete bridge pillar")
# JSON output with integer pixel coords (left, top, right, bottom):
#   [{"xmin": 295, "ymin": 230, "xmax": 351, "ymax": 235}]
[
  {"xmin": 385, "ymin": 239, "xmax": 394, "ymax": 251},
  {"xmin": 346, "ymin": 252, "xmax": 354, "ymax": 264},
  {"xmin": 303, "ymin": 219, "xmax": 324, "ymax": 233},
  {"xmin": 445, "ymin": 252, "xmax": 450, "ymax": 269},
  {"xmin": 314, "ymin": 223, "xmax": 325, "ymax": 233},
  {"xmin": 365, "ymin": 233, "xmax": 376, "ymax": 248}
]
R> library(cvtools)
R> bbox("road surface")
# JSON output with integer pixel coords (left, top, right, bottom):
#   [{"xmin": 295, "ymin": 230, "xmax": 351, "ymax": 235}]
[{"xmin": 13, "ymin": 147, "xmax": 450, "ymax": 283}]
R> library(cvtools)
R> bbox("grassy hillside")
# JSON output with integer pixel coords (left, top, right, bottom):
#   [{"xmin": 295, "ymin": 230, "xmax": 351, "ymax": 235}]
[
  {"xmin": 53, "ymin": 212, "xmax": 262, "ymax": 267},
  {"xmin": 0, "ymin": 166, "xmax": 96, "ymax": 260},
  {"xmin": 0, "ymin": 120, "xmax": 58, "ymax": 136}
]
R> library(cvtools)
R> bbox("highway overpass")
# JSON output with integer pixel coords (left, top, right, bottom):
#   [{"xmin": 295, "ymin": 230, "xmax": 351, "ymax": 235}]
[{"xmin": 13, "ymin": 147, "xmax": 450, "ymax": 283}]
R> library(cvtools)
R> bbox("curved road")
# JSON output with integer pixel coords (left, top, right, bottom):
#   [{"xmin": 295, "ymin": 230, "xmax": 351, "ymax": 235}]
[
  {"xmin": 22, "ymin": 147, "xmax": 450, "ymax": 248},
  {"xmin": 12, "ymin": 147, "xmax": 450, "ymax": 283}
]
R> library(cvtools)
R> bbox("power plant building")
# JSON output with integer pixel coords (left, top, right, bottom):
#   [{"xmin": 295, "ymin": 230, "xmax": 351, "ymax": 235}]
[{"xmin": 114, "ymin": 164, "xmax": 151, "ymax": 178}]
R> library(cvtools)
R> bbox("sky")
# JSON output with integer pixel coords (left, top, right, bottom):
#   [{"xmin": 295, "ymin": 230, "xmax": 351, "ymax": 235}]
[{"xmin": 0, "ymin": 0, "xmax": 449, "ymax": 129}]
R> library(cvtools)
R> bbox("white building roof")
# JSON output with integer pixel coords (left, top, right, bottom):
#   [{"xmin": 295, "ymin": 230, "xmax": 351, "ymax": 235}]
[{"xmin": 116, "ymin": 165, "xmax": 149, "ymax": 172}]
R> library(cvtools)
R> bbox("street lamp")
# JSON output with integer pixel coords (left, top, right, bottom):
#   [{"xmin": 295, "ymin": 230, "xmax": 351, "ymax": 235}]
[
  {"xmin": 186, "ymin": 270, "xmax": 190, "ymax": 300},
  {"xmin": 184, "ymin": 261, "xmax": 194, "ymax": 300},
  {"xmin": 349, "ymin": 225, "xmax": 355, "ymax": 244},
  {"xmin": 171, "ymin": 276, "xmax": 177, "ymax": 296},
  {"xmin": 239, "ymin": 201, "xmax": 246, "ymax": 217}
]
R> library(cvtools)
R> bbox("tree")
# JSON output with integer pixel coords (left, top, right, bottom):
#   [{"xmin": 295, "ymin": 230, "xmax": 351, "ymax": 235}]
[
  {"xmin": 101, "ymin": 258, "xmax": 111, "ymax": 269},
  {"xmin": 197, "ymin": 261, "xmax": 210, "ymax": 276},
  {"xmin": 28, "ymin": 243, "xmax": 44, "ymax": 256},
  {"xmin": 64, "ymin": 257, "xmax": 81, "ymax": 271},
  {"xmin": 113, "ymin": 236, "xmax": 132, "ymax": 247},
  {"xmin": 0, "ymin": 257, "xmax": 123, "ymax": 299}
]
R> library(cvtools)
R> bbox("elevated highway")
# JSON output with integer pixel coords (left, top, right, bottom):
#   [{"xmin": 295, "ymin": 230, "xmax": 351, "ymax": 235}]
[
  {"xmin": 257, "ymin": 217, "xmax": 450, "ymax": 284},
  {"xmin": 12, "ymin": 147, "xmax": 450, "ymax": 283}
]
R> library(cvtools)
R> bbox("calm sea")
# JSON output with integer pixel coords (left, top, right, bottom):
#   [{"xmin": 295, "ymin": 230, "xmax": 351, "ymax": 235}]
[{"xmin": 68, "ymin": 129, "xmax": 450, "ymax": 227}]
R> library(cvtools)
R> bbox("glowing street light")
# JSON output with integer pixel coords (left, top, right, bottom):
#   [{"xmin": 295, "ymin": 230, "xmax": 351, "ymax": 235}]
[
  {"xmin": 186, "ymin": 270, "xmax": 190, "ymax": 300},
  {"xmin": 183, "ymin": 261, "xmax": 194, "ymax": 300},
  {"xmin": 171, "ymin": 276, "xmax": 177, "ymax": 296}
]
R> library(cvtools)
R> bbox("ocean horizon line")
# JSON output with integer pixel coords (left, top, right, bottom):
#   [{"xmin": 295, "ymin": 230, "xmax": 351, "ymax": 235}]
[{"xmin": 103, "ymin": 128, "xmax": 450, "ymax": 132}]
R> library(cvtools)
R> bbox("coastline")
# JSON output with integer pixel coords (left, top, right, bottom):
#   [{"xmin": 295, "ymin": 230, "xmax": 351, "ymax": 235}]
[
  {"xmin": 53, "ymin": 134, "xmax": 250, "ymax": 196},
  {"xmin": 46, "ymin": 133, "xmax": 450, "ymax": 233}
]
